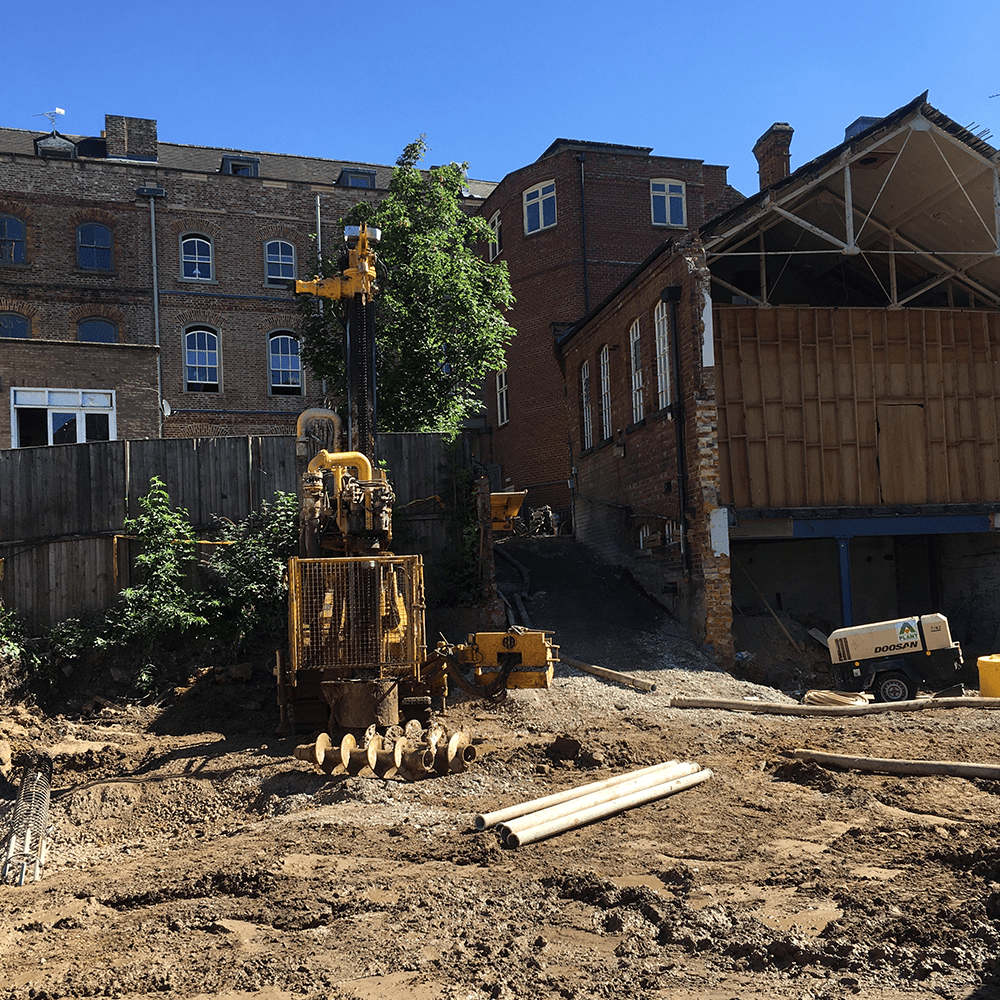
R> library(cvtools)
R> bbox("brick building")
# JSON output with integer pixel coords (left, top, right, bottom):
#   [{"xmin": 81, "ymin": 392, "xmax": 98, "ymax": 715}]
[
  {"xmin": 0, "ymin": 114, "xmax": 494, "ymax": 448},
  {"xmin": 473, "ymin": 140, "xmax": 742, "ymax": 513},
  {"xmin": 559, "ymin": 94, "xmax": 1000, "ymax": 666}
]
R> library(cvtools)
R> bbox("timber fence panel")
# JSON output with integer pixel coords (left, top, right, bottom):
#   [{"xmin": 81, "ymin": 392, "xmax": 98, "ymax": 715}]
[
  {"xmin": 126, "ymin": 437, "xmax": 256, "ymax": 528},
  {"xmin": 252, "ymin": 436, "xmax": 297, "ymax": 509},
  {"xmin": 0, "ymin": 432, "xmax": 477, "ymax": 628}
]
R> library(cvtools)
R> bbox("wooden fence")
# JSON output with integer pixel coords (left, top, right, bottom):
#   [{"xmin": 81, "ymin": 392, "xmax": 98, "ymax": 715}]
[{"xmin": 0, "ymin": 432, "xmax": 473, "ymax": 630}]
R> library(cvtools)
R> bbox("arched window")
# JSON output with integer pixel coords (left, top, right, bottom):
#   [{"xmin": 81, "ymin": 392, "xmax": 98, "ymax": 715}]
[
  {"xmin": 181, "ymin": 234, "xmax": 213, "ymax": 281},
  {"xmin": 599, "ymin": 345, "xmax": 612, "ymax": 441},
  {"xmin": 654, "ymin": 300, "xmax": 672, "ymax": 409},
  {"xmin": 580, "ymin": 361, "xmax": 593, "ymax": 450},
  {"xmin": 0, "ymin": 313, "xmax": 29, "ymax": 338},
  {"xmin": 269, "ymin": 332, "xmax": 302, "ymax": 395},
  {"xmin": 264, "ymin": 240, "xmax": 296, "ymax": 285},
  {"xmin": 0, "ymin": 215, "xmax": 26, "ymax": 264},
  {"xmin": 77, "ymin": 223, "xmax": 113, "ymax": 270},
  {"xmin": 495, "ymin": 369, "xmax": 509, "ymax": 425},
  {"xmin": 487, "ymin": 211, "xmax": 502, "ymax": 262},
  {"xmin": 185, "ymin": 328, "xmax": 220, "ymax": 392},
  {"xmin": 77, "ymin": 318, "xmax": 118, "ymax": 343}
]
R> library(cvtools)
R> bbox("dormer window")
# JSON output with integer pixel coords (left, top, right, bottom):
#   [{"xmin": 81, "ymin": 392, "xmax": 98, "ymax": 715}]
[
  {"xmin": 34, "ymin": 133, "xmax": 77, "ymax": 159},
  {"xmin": 220, "ymin": 155, "xmax": 259, "ymax": 177},
  {"xmin": 337, "ymin": 168, "xmax": 376, "ymax": 189}
]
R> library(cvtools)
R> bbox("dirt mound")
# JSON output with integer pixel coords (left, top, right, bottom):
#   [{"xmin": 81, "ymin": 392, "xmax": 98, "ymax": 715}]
[{"xmin": 2, "ymin": 539, "xmax": 1000, "ymax": 998}]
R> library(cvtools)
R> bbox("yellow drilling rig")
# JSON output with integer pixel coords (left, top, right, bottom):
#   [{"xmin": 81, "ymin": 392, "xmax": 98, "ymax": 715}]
[{"xmin": 276, "ymin": 225, "xmax": 558, "ymax": 737}]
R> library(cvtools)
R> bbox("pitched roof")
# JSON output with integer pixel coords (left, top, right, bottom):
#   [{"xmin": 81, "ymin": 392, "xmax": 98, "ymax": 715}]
[{"xmin": 0, "ymin": 126, "xmax": 496, "ymax": 198}]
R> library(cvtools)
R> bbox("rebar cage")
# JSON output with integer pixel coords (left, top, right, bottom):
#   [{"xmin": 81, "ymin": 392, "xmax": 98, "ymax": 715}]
[{"xmin": 287, "ymin": 555, "xmax": 426, "ymax": 683}]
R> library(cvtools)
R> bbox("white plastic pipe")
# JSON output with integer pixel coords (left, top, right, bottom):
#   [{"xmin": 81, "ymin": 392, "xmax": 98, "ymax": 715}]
[
  {"xmin": 474, "ymin": 759, "xmax": 683, "ymax": 830},
  {"xmin": 506, "ymin": 768, "xmax": 713, "ymax": 848},
  {"xmin": 501, "ymin": 762, "xmax": 702, "ymax": 839}
]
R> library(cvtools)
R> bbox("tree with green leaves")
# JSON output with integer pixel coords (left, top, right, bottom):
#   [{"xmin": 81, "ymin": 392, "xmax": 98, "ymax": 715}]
[{"xmin": 296, "ymin": 136, "xmax": 514, "ymax": 433}]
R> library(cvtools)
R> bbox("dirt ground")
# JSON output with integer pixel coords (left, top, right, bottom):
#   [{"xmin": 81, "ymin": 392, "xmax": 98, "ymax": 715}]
[{"xmin": 2, "ymin": 537, "xmax": 1000, "ymax": 999}]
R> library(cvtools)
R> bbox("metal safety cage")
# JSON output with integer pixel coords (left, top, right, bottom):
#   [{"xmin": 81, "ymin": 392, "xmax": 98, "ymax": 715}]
[{"xmin": 287, "ymin": 555, "xmax": 426, "ymax": 683}]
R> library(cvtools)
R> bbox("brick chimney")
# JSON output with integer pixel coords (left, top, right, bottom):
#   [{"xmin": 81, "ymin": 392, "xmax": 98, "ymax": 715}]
[
  {"xmin": 104, "ymin": 115, "xmax": 158, "ymax": 161},
  {"xmin": 752, "ymin": 122, "xmax": 794, "ymax": 191}
]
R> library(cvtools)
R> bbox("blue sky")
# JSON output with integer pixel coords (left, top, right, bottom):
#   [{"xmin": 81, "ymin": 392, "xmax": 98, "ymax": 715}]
[{"xmin": 7, "ymin": 0, "xmax": 1000, "ymax": 197}]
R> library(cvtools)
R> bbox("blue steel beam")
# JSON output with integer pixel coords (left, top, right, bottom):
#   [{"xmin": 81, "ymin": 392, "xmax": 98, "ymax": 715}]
[
  {"xmin": 793, "ymin": 514, "xmax": 992, "ymax": 538},
  {"xmin": 785, "ymin": 512, "xmax": 993, "ymax": 627}
]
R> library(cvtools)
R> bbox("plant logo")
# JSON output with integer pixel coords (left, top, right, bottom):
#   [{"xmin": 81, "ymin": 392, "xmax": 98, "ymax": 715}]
[{"xmin": 897, "ymin": 621, "xmax": 918, "ymax": 643}]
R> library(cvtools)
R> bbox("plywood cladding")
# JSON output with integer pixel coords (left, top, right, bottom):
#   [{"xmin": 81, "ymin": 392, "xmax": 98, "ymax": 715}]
[{"xmin": 716, "ymin": 305, "xmax": 1000, "ymax": 508}]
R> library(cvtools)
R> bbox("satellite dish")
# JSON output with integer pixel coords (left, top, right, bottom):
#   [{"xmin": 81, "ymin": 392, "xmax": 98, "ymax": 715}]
[{"xmin": 161, "ymin": 400, "xmax": 172, "ymax": 417}]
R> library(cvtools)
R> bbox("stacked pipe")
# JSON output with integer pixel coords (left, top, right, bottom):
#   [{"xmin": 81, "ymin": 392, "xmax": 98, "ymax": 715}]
[
  {"xmin": 293, "ymin": 721, "xmax": 476, "ymax": 781},
  {"xmin": 475, "ymin": 759, "xmax": 712, "ymax": 848}
]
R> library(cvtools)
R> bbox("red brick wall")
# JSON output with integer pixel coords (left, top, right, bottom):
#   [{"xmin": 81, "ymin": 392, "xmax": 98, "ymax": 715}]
[
  {"xmin": 558, "ymin": 246, "xmax": 734, "ymax": 661},
  {"xmin": 1, "ymin": 339, "xmax": 159, "ymax": 444},
  {"xmin": 475, "ymin": 143, "xmax": 743, "ymax": 518},
  {"xmin": 0, "ymin": 140, "xmax": 394, "ymax": 445}
]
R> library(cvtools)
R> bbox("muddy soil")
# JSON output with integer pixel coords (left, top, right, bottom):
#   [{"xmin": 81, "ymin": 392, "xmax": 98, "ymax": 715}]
[{"xmin": 2, "ymin": 537, "xmax": 1000, "ymax": 999}]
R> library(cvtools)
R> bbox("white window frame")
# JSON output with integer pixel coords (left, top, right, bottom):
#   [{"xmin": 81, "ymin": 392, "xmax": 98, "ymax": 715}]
[
  {"xmin": 488, "ymin": 210, "xmax": 502, "ymax": 262},
  {"xmin": 185, "ymin": 327, "xmax": 221, "ymax": 392},
  {"xmin": 651, "ymin": 178, "xmax": 687, "ymax": 228},
  {"xmin": 180, "ymin": 233, "xmax": 214, "ymax": 282},
  {"xmin": 10, "ymin": 387, "xmax": 116, "ymax": 448},
  {"xmin": 580, "ymin": 360, "xmax": 593, "ymax": 450},
  {"xmin": 654, "ymin": 300, "xmax": 672, "ymax": 409},
  {"xmin": 496, "ymin": 369, "xmax": 509, "ymax": 426},
  {"xmin": 523, "ymin": 180, "xmax": 556, "ymax": 234},
  {"xmin": 269, "ymin": 331, "xmax": 303, "ymax": 395},
  {"xmin": 599, "ymin": 345, "xmax": 611, "ymax": 441},
  {"xmin": 264, "ymin": 240, "xmax": 296, "ymax": 286},
  {"xmin": 629, "ymin": 319, "xmax": 644, "ymax": 423}
]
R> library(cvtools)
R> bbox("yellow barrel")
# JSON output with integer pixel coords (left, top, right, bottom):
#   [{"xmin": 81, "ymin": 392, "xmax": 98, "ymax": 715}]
[{"xmin": 978, "ymin": 655, "xmax": 1000, "ymax": 697}]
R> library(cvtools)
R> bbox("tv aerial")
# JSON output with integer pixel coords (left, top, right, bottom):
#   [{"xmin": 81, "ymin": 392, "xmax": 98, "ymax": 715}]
[{"xmin": 33, "ymin": 108, "xmax": 65, "ymax": 130}]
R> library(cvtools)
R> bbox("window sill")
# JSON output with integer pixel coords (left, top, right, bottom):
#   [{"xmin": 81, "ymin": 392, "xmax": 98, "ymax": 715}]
[
  {"xmin": 263, "ymin": 281, "xmax": 295, "ymax": 290},
  {"xmin": 652, "ymin": 222, "xmax": 687, "ymax": 229},
  {"xmin": 524, "ymin": 226, "xmax": 556, "ymax": 237},
  {"xmin": 76, "ymin": 269, "xmax": 118, "ymax": 277},
  {"xmin": 625, "ymin": 418, "xmax": 646, "ymax": 434},
  {"xmin": 594, "ymin": 437, "xmax": 614, "ymax": 451},
  {"xmin": 578, "ymin": 446, "xmax": 594, "ymax": 458},
  {"xmin": 649, "ymin": 405, "xmax": 673, "ymax": 420},
  {"xmin": 178, "ymin": 277, "xmax": 218, "ymax": 285}
]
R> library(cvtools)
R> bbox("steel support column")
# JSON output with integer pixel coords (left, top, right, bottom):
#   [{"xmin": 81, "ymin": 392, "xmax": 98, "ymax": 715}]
[{"xmin": 837, "ymin": 537, "xmax": 854, "ymax": 626}]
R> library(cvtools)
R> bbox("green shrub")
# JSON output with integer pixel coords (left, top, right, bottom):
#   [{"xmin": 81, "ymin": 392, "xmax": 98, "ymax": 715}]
[
  {"xmin": 23, "ymin": 479, "xmax": 299, "ymax": 698},
  {"xmin": 206, "ymin": 491, "xmax": 299, "ymax": 650}
]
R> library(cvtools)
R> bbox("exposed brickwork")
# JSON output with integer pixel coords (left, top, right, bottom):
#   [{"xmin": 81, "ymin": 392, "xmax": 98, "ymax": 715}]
[
  {"xmin": 0, "ymin": 114, "xmax": 472, "ymax": 449},
  {"xmin": 557, "ymin": 245, "xmax": 733, "ymax": 661},
  {"xmin": 752, "ymin": 123, "xmax": 794, "ymax": 190},
  {"xmin": 474, "ymin": 140, "xmax": 743, "ymax": 519},
  {"xmin": 104, "ymin": 115, "xmax": 159, "ymax": 160},
  {"xmin": 2, "ymin": 339, "xmax": 160, "ymax": 441}
]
